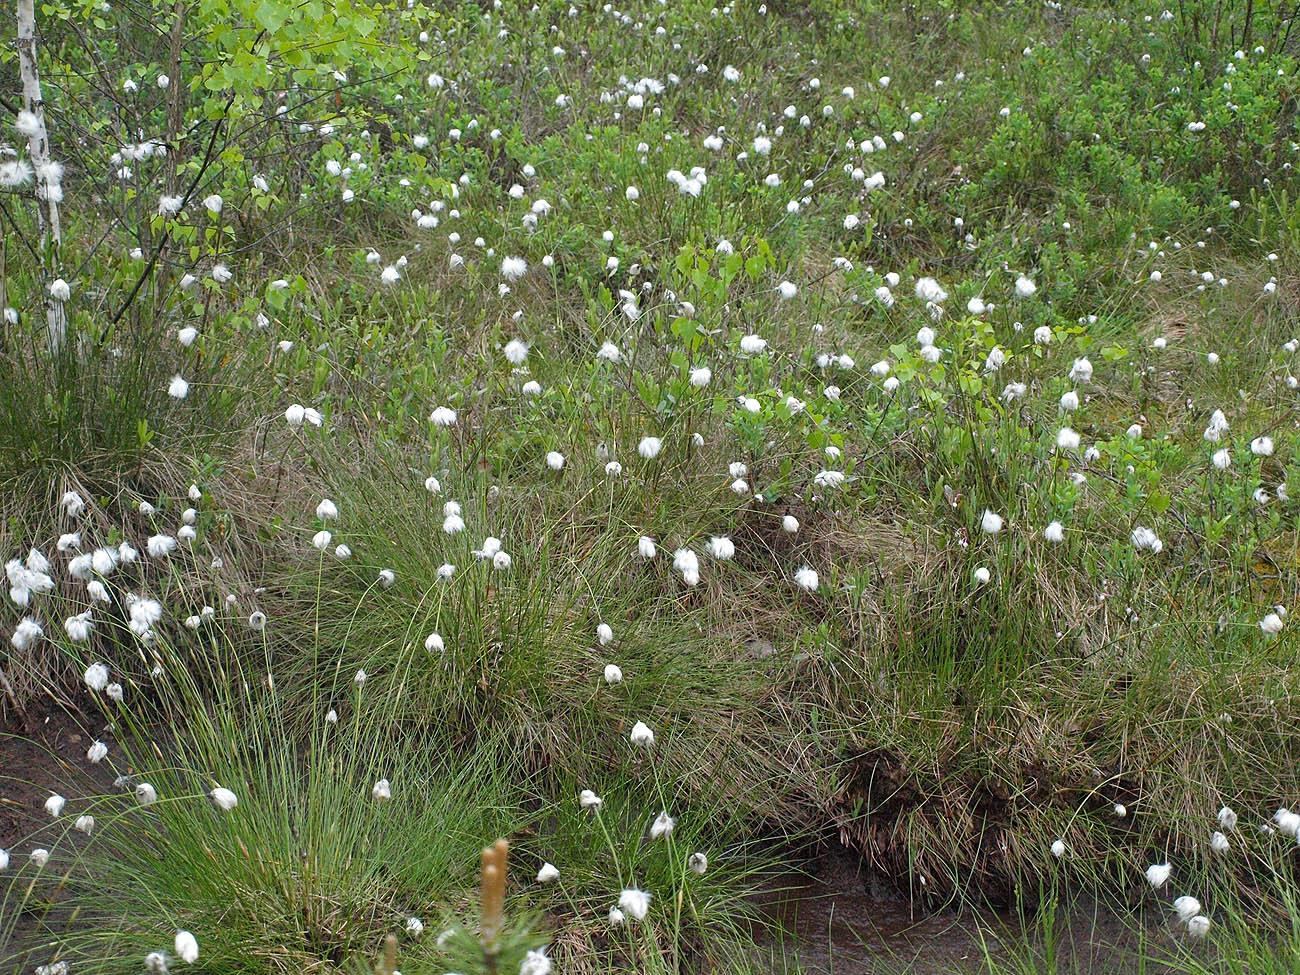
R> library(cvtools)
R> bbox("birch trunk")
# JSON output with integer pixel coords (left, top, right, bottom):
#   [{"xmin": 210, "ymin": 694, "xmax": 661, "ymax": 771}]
[{"xmin": 16, "ymin": 0, "xmax": 67, "ymax": 352}]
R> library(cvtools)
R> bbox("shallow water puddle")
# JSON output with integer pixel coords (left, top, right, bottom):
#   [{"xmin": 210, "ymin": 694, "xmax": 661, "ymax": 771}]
[
  {"xmin": 758, "ymin": 877, "xmax": 987, "ymax": 973},
  {"xmin": 753, "ymin": 855, "xmax": 1157, "ymax": 974}
]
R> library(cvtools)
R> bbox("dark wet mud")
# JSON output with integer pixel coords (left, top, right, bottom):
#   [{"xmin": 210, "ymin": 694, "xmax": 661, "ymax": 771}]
[
  {"xmin": 1, "ymin": 708, "xmax": 117, "ymax": 972},
  {"xmin": 753, "ymin": 850, "xmax": 1174, "ymax": 974}
]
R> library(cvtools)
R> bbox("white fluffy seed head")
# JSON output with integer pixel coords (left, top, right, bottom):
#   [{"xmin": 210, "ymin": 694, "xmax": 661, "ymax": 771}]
[
  {"xmin": 15, "ymin": 110, "xmax": 41, "ymax": 137},
  {"xmin": 174, "ymin": 930, "xmax": 199, "ymax": 964}
]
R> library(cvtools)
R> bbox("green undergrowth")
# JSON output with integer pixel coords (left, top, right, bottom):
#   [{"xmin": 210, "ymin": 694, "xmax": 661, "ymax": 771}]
[{"xmin": 2, "ymin": 0, "xmax": 1300, "ymax": 972}]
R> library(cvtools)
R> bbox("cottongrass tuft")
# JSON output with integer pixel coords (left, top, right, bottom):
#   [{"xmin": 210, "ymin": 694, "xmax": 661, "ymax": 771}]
[
  {"xmin": 1145, "ymin": 862, "xmax": 1171, "ymax": 888},
  {"xmin": 793, "ymin": 567, "xmax": 819, "ymax": 591},
  {"xmin": 618, "ymin": 887, "xmax": 651, "ymax": 921},
  {"xmin": 174, "ymin": 930, "xmax": 199, "ymax": 964},
  {"xmin": 629, "ymin": 721, "xmax": 655, "ymax": 748}
]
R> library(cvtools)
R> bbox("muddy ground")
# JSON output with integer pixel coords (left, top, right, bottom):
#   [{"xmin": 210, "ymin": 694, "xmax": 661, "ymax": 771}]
[
  {"xmin": 1, "ymin": 707, "xmax": 118, "ymax": 972},
  {"xmin": 752, "ymin": 848, "xmax": 1181, "ymax": 974}
]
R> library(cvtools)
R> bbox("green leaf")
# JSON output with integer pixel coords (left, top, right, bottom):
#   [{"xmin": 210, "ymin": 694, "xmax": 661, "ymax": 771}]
[
  {"xmin": 254, "ymin": 0, "xmax": 289, "ymax": 30},
  {"xmin": 675, "ymin": 246, "xmax": 695, "ymax": 277},
  {"xmin": 671, "ymin": 317, "xmax": 697, "ymax": 343}
]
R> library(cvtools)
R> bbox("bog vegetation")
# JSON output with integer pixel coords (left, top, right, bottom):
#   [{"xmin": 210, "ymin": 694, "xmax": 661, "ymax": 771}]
[{"xmin": 1, "ymin": 0, "xmax": 1300, "ymax": 972}]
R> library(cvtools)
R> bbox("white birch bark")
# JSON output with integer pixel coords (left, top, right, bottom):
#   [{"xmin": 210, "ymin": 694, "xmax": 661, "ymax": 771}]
[{"xmin": 16, "ymin": 0, "xmax": 67, "ymax": 352}]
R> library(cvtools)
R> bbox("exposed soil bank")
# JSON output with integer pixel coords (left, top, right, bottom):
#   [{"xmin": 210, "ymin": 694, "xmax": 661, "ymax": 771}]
[
  {"xmin": 1, "ymin": 709, "xmax": 117, "ymax": 972},
  {"xmin": 753, "ymin": 848, "xmax": 1174, "ymax": 974}
]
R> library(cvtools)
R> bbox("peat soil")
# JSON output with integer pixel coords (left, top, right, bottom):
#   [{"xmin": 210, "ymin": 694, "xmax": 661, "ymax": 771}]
[
  {"xmin": 1, "ymin": 707, "xmax": 118, "ymax": 972},
  {"xmin": 753, "ymin": 847, "xmax": 1180, "ymax": 974}
]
